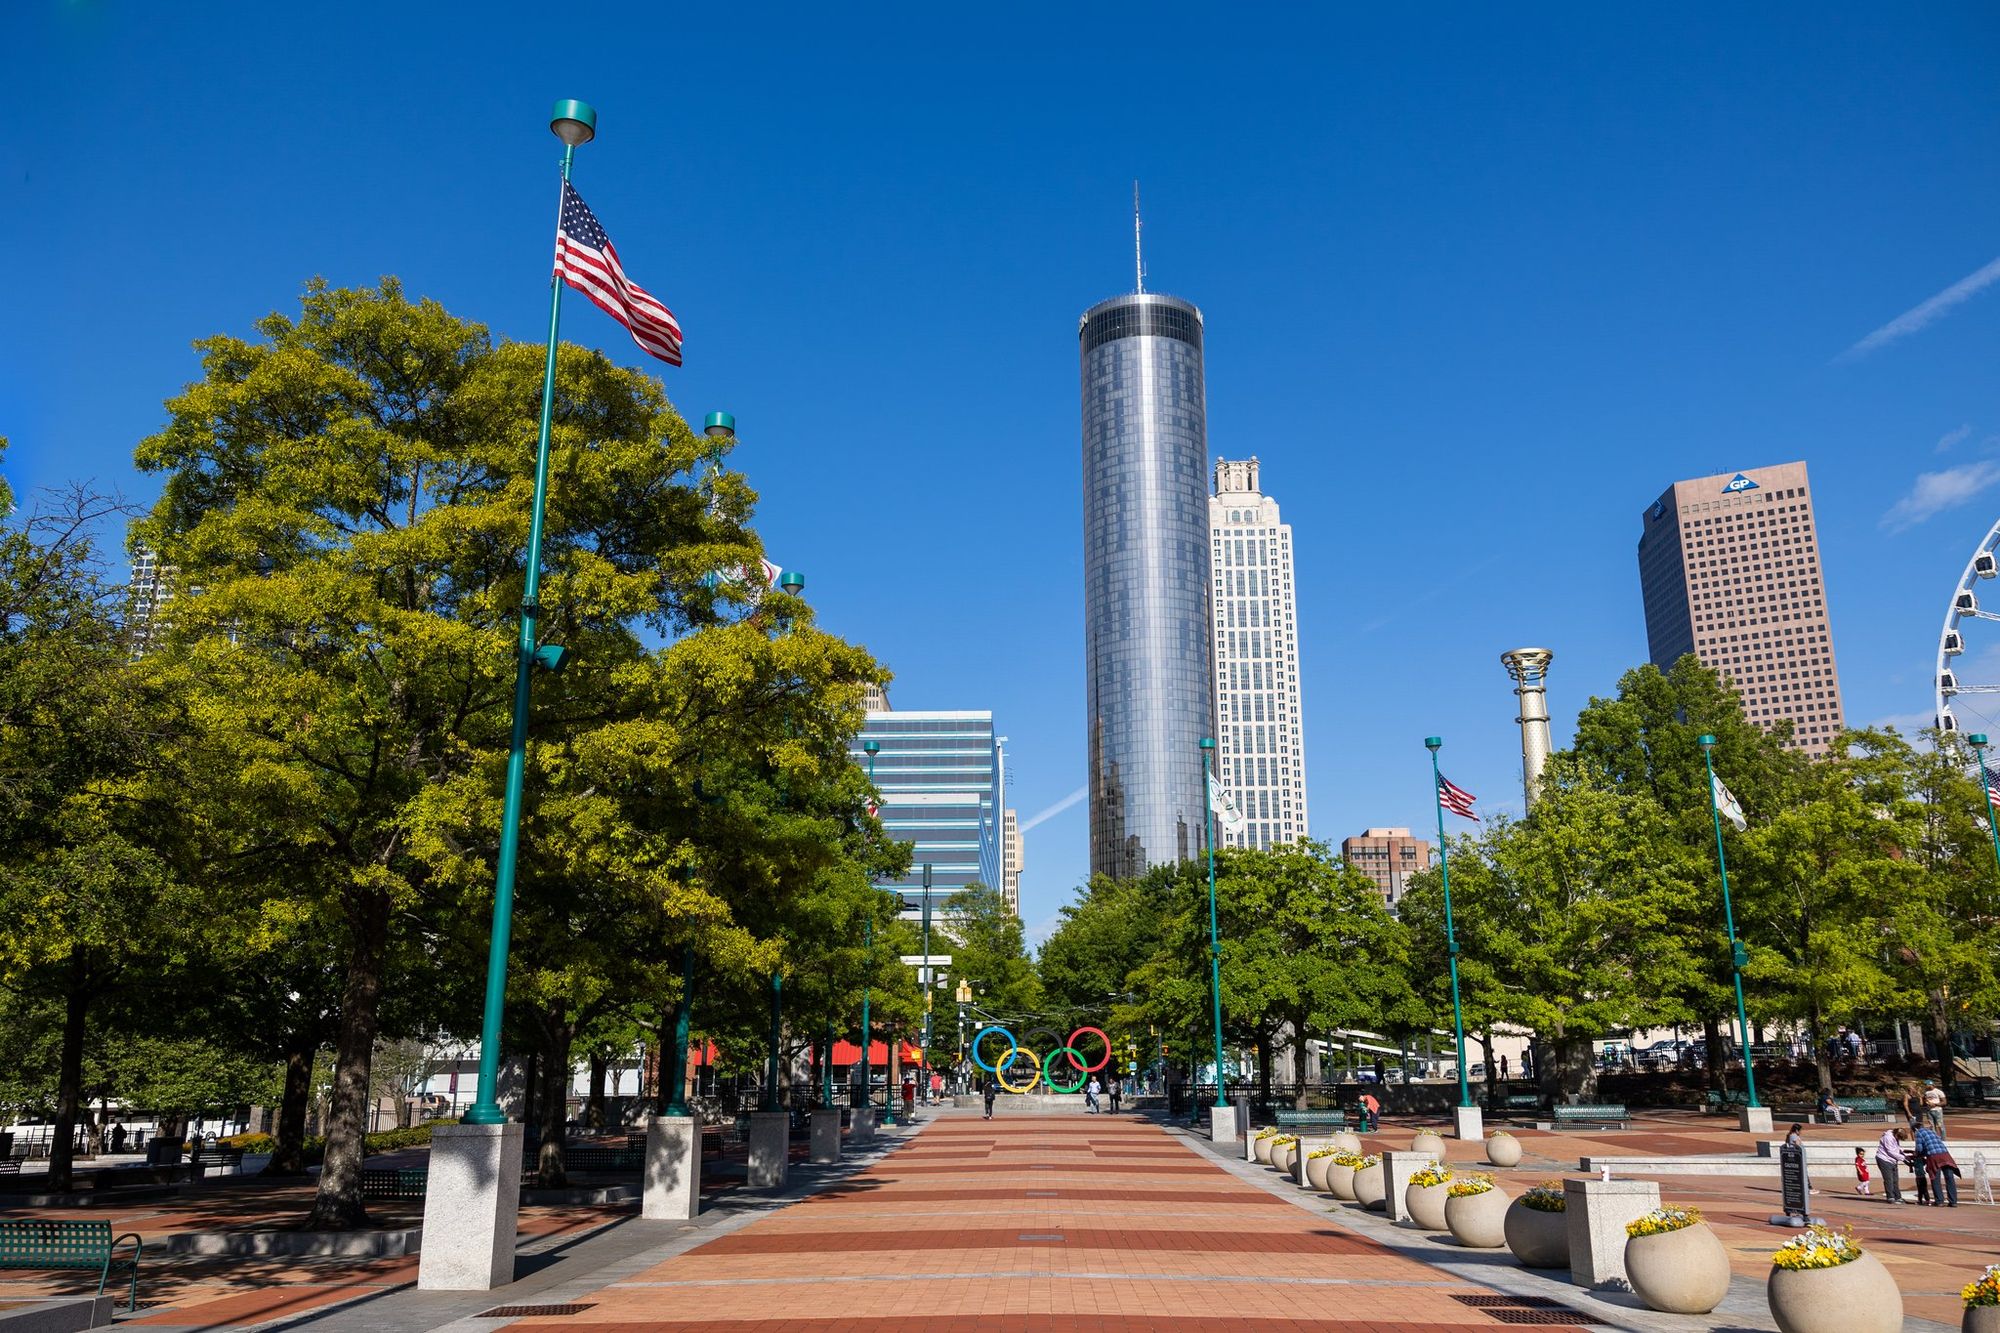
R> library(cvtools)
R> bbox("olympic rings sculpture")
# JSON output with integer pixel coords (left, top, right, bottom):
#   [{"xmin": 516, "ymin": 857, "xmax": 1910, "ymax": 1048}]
[{"xmin": 972, "ymin": 1025, "xmax": 1113, "ymax": 1095}]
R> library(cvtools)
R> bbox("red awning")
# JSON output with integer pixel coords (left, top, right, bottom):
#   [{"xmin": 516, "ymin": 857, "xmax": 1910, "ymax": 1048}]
[{"xmin": 829, "ymin": 1040, "xmax": 923, "ymax": 1063}]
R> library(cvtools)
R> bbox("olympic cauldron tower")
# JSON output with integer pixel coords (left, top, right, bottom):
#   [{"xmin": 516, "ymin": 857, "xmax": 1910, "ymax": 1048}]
[
  {"xmin": 1501, "ymin": 648, "xmax": 1555, "ymax": 810},
  {"xmin": 1079, "ymin": 289, "xmax": 1215, "ymax": 878}
]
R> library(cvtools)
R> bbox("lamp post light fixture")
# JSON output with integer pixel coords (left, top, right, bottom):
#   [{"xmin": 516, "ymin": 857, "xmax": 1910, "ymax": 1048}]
[
  {"xmin": 1423, "ymin": 738, "xmax": 1473, "ymax": 1111},
  {"xmin": 703, "ymin": 411, "xmax": 736, "ymax": 439},
  {"xmin": 919, "ymin": 862, "xmax": 934, "ymax": 1109},
  {"xmin": 779, "ymin": 570, "xmax": 805, "ymax": 596},
  {"xmin": 1698, "ymin": 733, "xmax": 1760, "ymax": 1110},
  {"xmin": 1199, "ymin": 737, "xmax": 1227, "ymax": 1108},
  {"xmin": 461, "ymin": 99, "xmax": 598, "ymax": 1129},
  {"xmin": 1968, "ymin": 734, "xmax": 2000, "ymax": 885}
]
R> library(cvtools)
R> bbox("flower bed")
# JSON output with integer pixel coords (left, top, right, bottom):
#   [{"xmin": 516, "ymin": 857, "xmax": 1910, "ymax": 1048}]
[
  {"xmin": 1520, "ymin": 1182, "xmax": 1565, "ymax": 1212},
  {"xmin": 1407, "ymin": 1163, "xmax": 1453, "ymax": 1189},
  {"xmin": 1771, "ymin": 1225, "xmax": 1862, "ymax": 1271},
  {"xmin": 1626, "ymin": 1205, "xmax": 1701, "ymax": 1238},
  {"xmin": 1447, "ymin": 1173, "xmax": 1494, "ymax": 1198}
]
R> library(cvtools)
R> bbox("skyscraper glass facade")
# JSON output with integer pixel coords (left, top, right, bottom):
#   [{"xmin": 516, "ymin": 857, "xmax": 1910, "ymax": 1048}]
[
  {"xmin": 1080, "ymin": 292, "xmax": 1215, "ymax": 878},
  {"xmin": 851, "ymin": 710, "xmax": 1002, "ymax": 915}
]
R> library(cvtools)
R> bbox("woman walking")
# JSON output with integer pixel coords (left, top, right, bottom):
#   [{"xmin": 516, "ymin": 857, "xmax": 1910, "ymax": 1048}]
[{"xmin": 1875, "ymin": 1127, "xmax": 1909, "ymax": 1204}]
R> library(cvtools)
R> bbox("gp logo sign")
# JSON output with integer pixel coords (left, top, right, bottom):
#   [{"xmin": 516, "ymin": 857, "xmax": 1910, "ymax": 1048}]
[{"xmin": 1722, "ymin": 473, "xmax": 1759, "ymax": 493}]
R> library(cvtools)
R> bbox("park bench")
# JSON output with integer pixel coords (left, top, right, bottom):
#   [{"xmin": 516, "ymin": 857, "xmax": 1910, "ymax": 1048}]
[
  {"xmin": 359, "ymin": 1168, "xmax": 427, "ymax": 1201},
  {"xmin": 1702, "ymin": 1089, "xmax": 1750, "ymax": 1112},
  {"xmin": 1497, "ymin": 1093, "xmax": 1540, "ymax": 1112},
  {"xmin": 0, "ymin": 1220, "xmax": 142, "ymax": 1311},
  {"xmin": 1551, "ymin": 1103, "xmax": 1629, "ymax": 1129},
  {"xmin": 1830, "ymin": 1096, "xmax": 1893, "ymax": 1121},
  {"xmin": 538, "ymin": 1146, "xmax": 644, "ymax": 1173},
  {"xmin": 1271, "ymin": 1109, "xmax": 1348, "ymax": 1130},
  {"xmin": 0, "ymin": 1160, "xmax": 18, "ymax": 1175},
  {"xmin": 189, "ymin": 1145, "xmax": 245, "ymax": 1174}
]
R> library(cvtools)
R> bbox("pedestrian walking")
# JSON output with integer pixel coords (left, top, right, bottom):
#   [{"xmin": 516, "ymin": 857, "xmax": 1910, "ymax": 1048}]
[
  {"xmin": 1085, "ymin": 1076, "xmax": 1102, "ymax": 1113},
  {"xmin": 1923, "ymin": 1079, "xmax": 1947, "ymax": 1133},
  {"xmin": 901, "ymin": 1076, "xmax": 916, "ymax": 1120},
  {"xmin": 1900, "ymin": 1084, "xmax": 1922, "ymax": 1134},
  {"xmin": 1108, "ymin": 1081, "xmax": 1122, "ymax": 1114},
  {"xmin": 982, "ymin": 1076, "xmax": 998, "ymax": 1121},
  {"xmin": 1499, "ymin": 1054, "xmax": 1509, "ymax": 1080},
  {"xmin": 1853, "ymin": 1148, "xmax": 1871, "ymax": 1196},
  {"xmin": 1876, "ymin": 1127, "xmax": 1909, "ymax": 1204}
]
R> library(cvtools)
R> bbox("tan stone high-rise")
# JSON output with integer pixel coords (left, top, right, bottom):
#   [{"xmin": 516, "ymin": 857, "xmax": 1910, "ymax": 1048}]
[
  {"xmin": 1340, "ymin": 828, "xmax": 1432, "ymax": 907},
  {"xmin": 1636, "ymin": 461, "xmax": 1845, "ymax": 755}
]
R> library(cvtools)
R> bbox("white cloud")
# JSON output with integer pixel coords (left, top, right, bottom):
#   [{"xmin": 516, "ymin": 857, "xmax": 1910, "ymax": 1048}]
[
  {"xmin": 1841, "ymin": 256, "xmax": 2000, "ymax": 361},
  {"xmin": 1938, "ymin": 424, "xmax": 1973, "ymax": 453},
  {"xmin": 1881, "ymin": 459, "xmax": 2000, "ymax": 532}
]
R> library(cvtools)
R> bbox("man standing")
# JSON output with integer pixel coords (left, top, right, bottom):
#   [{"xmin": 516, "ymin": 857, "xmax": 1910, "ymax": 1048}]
[
  {"xmin": 1108, "ymin": 1080, "xmax": 1122, "ymax": 1114},
  {"xmin": 982, "ymin": 1076, "xmax": 998, "ymax": 1121},
  {"xmin": 1923, "ymin": 1080, "xmax": 1947, "ymax": 1133},
  {"xmin": 1085, "ymin": 1076, "xmax": 1102, "ymax": 1113}
]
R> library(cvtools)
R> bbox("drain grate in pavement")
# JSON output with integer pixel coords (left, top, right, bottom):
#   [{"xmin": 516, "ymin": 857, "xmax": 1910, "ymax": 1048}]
[
  {"xmin": 1485, "ymin": 1313, "xmax": 1598, "ymax": 1327},
  {"xmin": 476, "ymin": 1303, "xmax": 597, "ymax": 1318},
  {"xmin": 1016, "ymin": 1233, "xmax": 1065, "ymax": 1242},
  {"xmin": 1451, "ymin": 1295, "xmax": 1599, "ymax": 1326},
  {"xmin": 1453, "ymin": 1296, "xmax": 1568, "ymax": 1309},
  {"xmin": 1025, "ymin": 1189, "xmax": 1058, "ymax": 1197}
]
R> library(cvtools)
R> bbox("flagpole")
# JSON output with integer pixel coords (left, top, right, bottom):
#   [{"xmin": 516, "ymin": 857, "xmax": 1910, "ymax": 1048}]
[
  {"xmin": 1698, "ymin": 733, "xmax": 1759, "ymax": 1110},
  {"xmin": 1968, "ymin": 734, "xmax": 2000, "ymax": 886},
  {"xmin": 463, "ymin": 100, "xmax": 595, "ymax": 1127},
  {"xmin": 1424, "ymin": 738, "xmax": 1472, "ymax": 1111},
  {"xmin": 1200, "ymin": 737, "xmax": 1227, "ymax": 1109}
]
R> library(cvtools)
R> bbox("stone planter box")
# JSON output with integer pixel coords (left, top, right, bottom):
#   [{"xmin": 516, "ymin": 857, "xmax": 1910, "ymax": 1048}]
[
  {"xmin": 1253, "ymin": 1136, "xmax": 1275, "ymax": 1164},
  {"xmin": 1626, "ymin": 1224, "xmax": 1729, "ymax": 1315},
  {"xmin": 1405, "ymin": 1179, "xmax": 1452, "ymax": 1231},
  {"xmin": 1410, "ymin": 1130, "xmax": 1447, "ymax": 1158},
  {"xmin": 1767, "ymin": 1251, "xmax": 1902, "ymax": 1333},
  {"xmin": 1485, "ymin": 1134, "xmax": 1522, "ymax": 1167},
  {"xmin": 1445, "ymin": 1187, "xmax": 1508, "ymax": 1248},
  {"xmin": 1503, "ymin": 1200, "xmax": 1568, "ymax": 1268},
  {"xmin": 1353, "ymin": 1162, "xmax": 1385, "ymax": 1210},
  {"xmin": 1965, "ymin": 1307, "xmax": 2000, "ymax": 1333}
]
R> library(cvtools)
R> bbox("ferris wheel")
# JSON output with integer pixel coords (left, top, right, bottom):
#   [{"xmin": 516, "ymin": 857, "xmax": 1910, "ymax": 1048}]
[{"xmin": 1935, "ymin": 518, "xmax": 2000, "ymax": 734}]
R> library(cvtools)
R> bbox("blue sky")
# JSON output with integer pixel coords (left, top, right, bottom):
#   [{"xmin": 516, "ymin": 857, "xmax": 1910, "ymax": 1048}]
[{"xmin": 6, "ymin": 4, "xmax": 2000, "ymax": 943}]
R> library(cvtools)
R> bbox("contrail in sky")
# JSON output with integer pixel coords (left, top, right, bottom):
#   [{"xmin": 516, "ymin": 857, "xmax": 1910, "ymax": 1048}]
[
  {"xmin": 1841, "ymin": 255, "xmax": 2000, "ymax": 361},
  {"xmin": 1020, "ymin": 784, "xmax": 1086, "ymax": 833}
]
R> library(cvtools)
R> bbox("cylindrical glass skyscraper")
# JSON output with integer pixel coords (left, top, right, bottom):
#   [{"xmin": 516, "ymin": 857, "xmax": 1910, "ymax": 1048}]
[{"xmin": 1079, "ymin": 292, "xmax": 1216, "ymax": 878}]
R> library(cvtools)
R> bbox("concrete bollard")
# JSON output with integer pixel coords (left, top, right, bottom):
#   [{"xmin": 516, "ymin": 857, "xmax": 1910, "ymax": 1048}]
[
  {"xmin": 850, "ymin": 1107, "xmax": 877, "ymax": 1144},
  {"xmin": 1452, "ymin": 1105, "xmax": 1484, "ymax": 1140},
  {"xmin": 747, "ymin": 1112, "xmax": 789, "ymax": 1189},
  {"xmin": 1381, "ymin": 1150, "xmax": 1434, "ymax": 1225},
  {"xmin": 417, "ymin": 1121, "xmax": 524, "ymax": 1290},
  {"xmin": 810, "ymin": 1112, "xmax": 841, "ymax": 1164},
  {"xmin": 1564, "ymin": 1177, "xmax": 1661, "ymax": 1288},
  {"xmin": 1293, "ymin": 1136, "xmax": 1328, "ymax": 1188},
  {"xmin": 641, "ymin": 1114, "xmax": 701, "ymax": 1221},
  {"xmin": 1210, "ymin": 1103, "xmax": 1239, "ymax": 1147}
]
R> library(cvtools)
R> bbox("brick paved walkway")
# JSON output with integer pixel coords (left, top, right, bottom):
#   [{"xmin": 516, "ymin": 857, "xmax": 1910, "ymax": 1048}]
[{"xmin": 507, "ymin": 1113, "xmax": 1588, "ymax": 1331}]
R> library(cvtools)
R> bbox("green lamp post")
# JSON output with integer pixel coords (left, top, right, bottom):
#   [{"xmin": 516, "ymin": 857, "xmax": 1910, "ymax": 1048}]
[
  {"xmin": 919, "ymin": 863, "xmax": 934, "ymax": 1111},
  {"xmin": 1199, "ymin": 737, "xmax": 1227, "ymax": 1108},
  {"xmin": 463, "ymin": 99, "xmax": 593, "ymax": 1127},
  {"xmin": 1424, "ymin": 738, "xmax": 1473, "ymax": 1111},
  {"xmin": 1968, "ymin": 734, "xmax": 2000, "ymax": 883},
  {"xmin": 1698, "ymin": 733, "xmax": 1760, "ymax": 1109},
  {"xmin": 862, "ymin": 739, "xmax": 881, "ymax": 1121}
]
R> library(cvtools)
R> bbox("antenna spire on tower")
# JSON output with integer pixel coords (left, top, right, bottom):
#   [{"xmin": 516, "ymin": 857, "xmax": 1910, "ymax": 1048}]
[{"xmin": 1133, "ymin": 180, "xmax": 1144, "ymax": 293}]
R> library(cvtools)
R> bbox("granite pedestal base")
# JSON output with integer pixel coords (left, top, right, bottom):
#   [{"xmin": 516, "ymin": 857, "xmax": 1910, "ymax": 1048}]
[
  {"xmin": 1740, "ymin": 1105, "xmax": 1774, "ymax": 1134},
  {"xmin": 810, "ymin": 1111, "xmax": 841, "ymax": 1164},
  {"xmin": 850, "ymin": 1107, "xmax": 877, "ymax": 1144},
  {"xmin": 416, "ymin": 1121, "xmax": 524, "ymax": 1291},
  {"xmin": 1565, "ymin": 1177, "xmax": 1661, "ymax": 1288},
  {"xmin": 1452, "ymin": 1105, "xmax": 1484, "ymax": 1139},
  {"xmin": 748, "ymin": 1112, "xmax": 789, "ymax": 1189},
  {"xmin": 1381, "ymin": 1149, "xmax": 1434, "ymax": 1225},
  {"xmin": 641, "ymin": 1114, "xmax": 700, "ymax": 1221},
  {"xmin": 1209, "ymin": 1104, "xmax": 1239, "ymax": 1148}
]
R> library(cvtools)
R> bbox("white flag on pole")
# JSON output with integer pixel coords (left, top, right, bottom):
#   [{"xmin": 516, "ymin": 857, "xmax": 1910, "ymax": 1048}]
[
  {"xmin": 1713, "ymin": 771, "xmax": 1748, "ymax": 832},
  {"xmin": 1208, "ymin": 773, "xmax": 1247, "ymax": 835}
]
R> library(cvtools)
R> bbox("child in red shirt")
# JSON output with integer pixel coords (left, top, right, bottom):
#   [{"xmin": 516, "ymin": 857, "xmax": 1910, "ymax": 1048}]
[{"xmin": 1854, "ymin": 1147, "xmax": 1871, "ymax": 1196}]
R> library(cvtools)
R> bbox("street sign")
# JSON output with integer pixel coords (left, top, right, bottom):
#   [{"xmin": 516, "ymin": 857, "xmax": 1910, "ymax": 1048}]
[{"xmin": 899, "ymin": 955, "xmax": 952, "ymax": 967}]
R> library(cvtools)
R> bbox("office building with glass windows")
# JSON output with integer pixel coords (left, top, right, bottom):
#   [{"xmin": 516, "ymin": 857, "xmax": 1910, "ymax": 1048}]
[
  {"xmin": 1637, "ymin": 461, "xmax": 1845, "ymax": 755},
  {"xmin": 1079, "ymin": 291, "xmax": 1216, "ymax": 878},
  {"xmin": 1208, "ymin": 457, "xmax": 1307, "ymax": 848},
  {"xmin": 851, "ymin": 706, "xmax": 1002, "ymax": 917}
]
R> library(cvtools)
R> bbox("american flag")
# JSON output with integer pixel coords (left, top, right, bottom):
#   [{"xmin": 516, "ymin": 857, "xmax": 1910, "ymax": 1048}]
[
  {"xmin": 1984, "ymin": 761, "xmax": 2000, "ymax": 807},
  {"xmin": 1437, "ymin": 772, "xmax": 1479, "ymax": 821},
  {"xmin": 555, "ymin": 180, "xmax": 684, "ymax": 366}
]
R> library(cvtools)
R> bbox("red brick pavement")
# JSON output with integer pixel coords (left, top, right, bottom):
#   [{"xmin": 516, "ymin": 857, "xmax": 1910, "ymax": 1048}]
[{"xmin": 514, "ymin": 1115, "xmax": 1579, "ymax": 1329}]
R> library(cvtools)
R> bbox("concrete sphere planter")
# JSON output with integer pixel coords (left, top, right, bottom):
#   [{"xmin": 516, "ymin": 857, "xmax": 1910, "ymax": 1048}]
[
  {"xmin": 1410, "ymin": 1130, "xmax": 1447, "ymax": 1158},
  {"xmin": 1444, "ymin": 1187, "xmax": 1509, "ymax": 1248},
  {"xmin": 1353, "ymin": 1162, "xmax": 1386, "ymax": 1210},
  {"xmin": 1329, "ymin": 1131, "xmax": 1363, "ymax": 1154},
  {"xmin": 1253, "ymin": 1135, "xmax": 1275, "ymax": 1164},
  {"xmin": 1485, "ymin": 1134, "xmax": 1522, "ymax": 1167},
  {"xmin": 1767, "ymin": 1252, "xmax": 1902, "ymax": 1333},
  {"xmin": 1274, "ymin": 1143, "xmax": 1296, "ymax": 1174},
  {"xmin": 1625, "ymin": 1224, "xmax": 1730, "ymax": 1315},
  {"xmin": 1406, "ymin": 1180, "xmax": 1452, "ymax": 1231},
  {"xmin": 1305, "ymin": 1155, "xmax": 1334, "ymax": 1192},
  {"xmin": 1325, "ymin": 1161, "xmax": 1358, "ymax": 1200},
  {"xmin": 1503, "ymin": 1200, "xmax": 1569, "ymax": 1268},
  {"xmin": 1964, "ymin": 1307, "xmax": 2000, "ymax": 1333}
]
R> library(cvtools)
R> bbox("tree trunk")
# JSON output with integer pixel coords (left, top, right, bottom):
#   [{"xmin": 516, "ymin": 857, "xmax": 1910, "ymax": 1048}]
[
  {"xmin": 264, "ymin": 1039, "xmax": 316, "ymax": 1176},
  {"xmin": 307, "ymin": 893, "xmax": 389, "ymax": 1230},
  {"xmin": 1479, "ymin": 1029, "xmax": 1499, "ymax": 1104},
  {"xmin": 1926, "ymin": 997, "xmax": 1956, "ymax": 1092},
  {"xmin": 1702, "ymin": 1015, "xmax": 1727, "ymax": 1092},
  {"xmin": 1539, "ymin": 1029, "xmax": 1597, "ymax": 1103},
  {"xmin": 1810, "ymin": 1003, "xmax": 1834, "ymax": 1094},
  {"xmin": 48, "ymin": 980, "xmax": 89, "ymax": 1193},
  {"xmin": 586, "ymin": 1052, "xmax": 607, "ymax": 1129},
  {"xmin": 535, "ymin": 1013, "xmax": 572, "ymax": 1188},
  {"xmin": 1255, "ymin": 1033, "xmax": 1273, "ymax": 1105}
]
